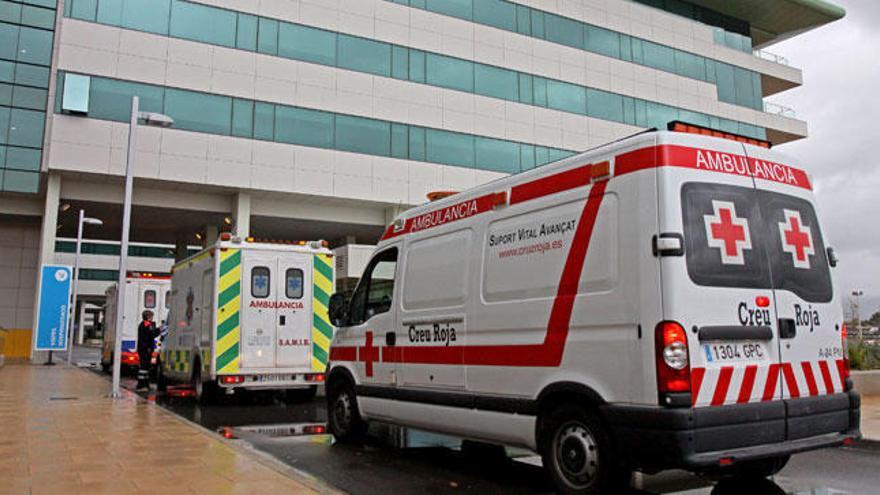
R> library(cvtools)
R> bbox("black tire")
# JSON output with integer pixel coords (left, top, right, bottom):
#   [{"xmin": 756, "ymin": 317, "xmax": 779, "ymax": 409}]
[
  {"xmin": 156, "ymin": 360, "xmax": 168, "ymax": 392},
  {"xmin": 192, "ymin": 362, "xmax": 215, "ymax": 404},
  {"xmin": 284, "ymin": 386, "xmax": 318, "ymax": 403},
  {"xmin": 539, "ymin": 404, "xmax": 630, "ymax": 495},
  {"xmin": 327, "ymin": 379, "xmax": 367, "ymax": 442}
]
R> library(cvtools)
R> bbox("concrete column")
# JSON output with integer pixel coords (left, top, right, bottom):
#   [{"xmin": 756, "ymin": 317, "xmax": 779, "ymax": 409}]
[
  {"xmin": 384, "ymin": 205, "xmax": 405, "ymax": 226},
  {"xmin": 203, "ymin": 224, "xmax": 219, "ymax": 248},
  {"xmin": 232, "ymin": 192, "xmax": 251, "ymax": 238},
  {"xmin": 30, "ymin": 173, "xmax": 61, "ymax": 362},
  {"xmin": 174, "ymin": 233, "xmax": 190, "ymax": 261}
]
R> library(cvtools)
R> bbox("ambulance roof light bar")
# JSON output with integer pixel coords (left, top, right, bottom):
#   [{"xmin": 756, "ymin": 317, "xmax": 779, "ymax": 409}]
[
  {"xmin": 242, "ymin": 236, "xmax": 329, "ymax": 248},
  {"xmin": 667, "ymin": 121, "xmax": 772, "ymax": 149}
]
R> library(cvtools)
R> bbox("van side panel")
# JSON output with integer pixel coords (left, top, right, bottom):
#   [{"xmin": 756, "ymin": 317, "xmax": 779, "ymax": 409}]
[
  {"xmin": 215, "ymin": 248, "xmax": 242, "ymax": 375},
  {"xmin": 165, "ymin": 250, "xmax": 214, "ymax": 381},
  {"xmin": 312, "ymin": 253, "xmax": 335, "ymax": 372},
  {"xmin": 465, "ymin": 139, "xmax": 661, "ymax": 406}
]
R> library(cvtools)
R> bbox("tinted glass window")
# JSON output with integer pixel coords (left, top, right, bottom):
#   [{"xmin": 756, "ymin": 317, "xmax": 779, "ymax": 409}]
[
  {"xmin": 278, "ymin": 23, "xmax": 335, "ymax": 66},
  {"xmin": 474, "ymin": 64, "xmax": 518, "ymax": 101},
  {"xmin": 164, "ymin": 88, "xmax": 231, "ymax": 135},
  {"xmin": 257, "ymin": 17, "xmax": 278, "ymax": 55},
  {"xmin": 544, "ymin": 13, "xmax": 582, "ymax": 48},
  {"xmin": 165, "ymin": 290, "xmax": 171, "ymax": 308},
  {"xmin": 547, "ymin": 80, "xmax": 586, "ymax": 115},
  {"xmin": 7, "ymin": 108, "xmax": 44, "ymax": 147},
  {"xmin": 682, "ymin": 182, "xmax": 771, "ymax": 290},
  {"xmin": 15, "ymin": 26, "xmax": 53, "ymax": 65},
  {"xmin": 236, "ymin": 13, "xmax": 257, "ymax": 51},
  {"xmin": 285, "ymin": 268, "xmax": 303, "ymax": 299},
  {"xmin": 682, "ymin": 182, "xmax": 833, "ymax": 303},
  {"xmin": 349, "ymin": 248, "xmax": 398, "ymax": 325},
  {"xmin": 144, "ymin": 289, "xmax": 156, "ymax": 309},
  {"xmin": 169, "ymin": 0, "xmax": 236, "ymax": 48},
  {"xmin": 475, "ymin": 136, "xmax": 518, "ymax": 173},
  {"xmin": 585, "ymin": 25, "xmax": 619, "ymax": 58},
  {"xmin": 335, "ymin": 114, "xmax": 390, "ymax": 156},
  {"xmin": 760, "ymin": 192, "xmax": 832, "ymax": 303},
  {"xmin": 474, "ymin": 0, "xmax": 515, "ymax": 31},
  {"xmin": 426, "ymin": 54, "xmax": 473, "ymax": 92},
  {"xmin": 337, "ymin": 34, "xmax": 390, "ymax": 76},
  {"xmin": 251, "ymin": 266, "xmax": 270, "ymax": 298},
  {"xmin": 427, "ymin": 129, "xmax": 473, "ymax": 167}
]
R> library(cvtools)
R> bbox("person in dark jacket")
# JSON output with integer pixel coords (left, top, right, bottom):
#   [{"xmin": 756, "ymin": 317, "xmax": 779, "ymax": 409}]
[{"xmin": 136, "ymin": 310, "xmax": 160, "ymax": 390}]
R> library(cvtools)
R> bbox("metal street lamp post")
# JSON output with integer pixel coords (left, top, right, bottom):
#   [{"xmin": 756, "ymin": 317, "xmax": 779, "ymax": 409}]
[
  {"xmin": 852, "ymin": 290, "xmax": 864, "ymax": 341},
  {"xmin": 110, "ymin": 96, "xmax": 173, "ymax": 398},
  {"xmin": 66, "ymin": 209, "xmax": 102, "ymax": 365}
]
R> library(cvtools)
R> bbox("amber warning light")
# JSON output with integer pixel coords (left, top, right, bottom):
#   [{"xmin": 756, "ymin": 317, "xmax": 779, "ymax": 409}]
[{"xmin": 668, "ymin": 121, "xmax": 771, "ymax": 149}]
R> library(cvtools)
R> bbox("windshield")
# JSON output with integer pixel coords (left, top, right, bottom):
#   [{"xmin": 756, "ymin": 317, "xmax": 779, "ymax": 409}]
[{"xmin": 681, "ymin": 182, "xmax": 832, "ymax": 303}]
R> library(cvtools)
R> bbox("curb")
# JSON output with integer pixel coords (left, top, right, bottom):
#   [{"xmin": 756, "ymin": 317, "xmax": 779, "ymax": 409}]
[{"xmin": 71, "ymin": 364, "xmax": 343, "ymax": 495}]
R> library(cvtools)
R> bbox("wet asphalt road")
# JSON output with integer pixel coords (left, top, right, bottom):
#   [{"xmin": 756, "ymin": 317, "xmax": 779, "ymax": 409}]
[{"xmin": 74, "ymin": 346, "xmax": 880, "ymax": 494}]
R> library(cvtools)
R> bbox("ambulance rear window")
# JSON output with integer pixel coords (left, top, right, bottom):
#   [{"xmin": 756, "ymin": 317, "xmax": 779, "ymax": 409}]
[
  {"xmin": 144, "ymin": 290, "xmax": 157, "ymax": 309},
  {"xmin": 681, "ymin": 182, "xmax": 832, "ymax": 303}
]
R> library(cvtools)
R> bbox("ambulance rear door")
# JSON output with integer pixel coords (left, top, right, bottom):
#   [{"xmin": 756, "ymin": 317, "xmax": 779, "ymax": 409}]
[
  {"xmin": 740, "ymin": 145, "xmax": 846, "ymax": 427},
  {"xmin": 656, "ymin": 132, "xmax": 784, "ymax": 412},
  {"xmin": 274, "ymin": 252, "xmax": 313, "ymax": 369},
  {"xmin": 240, "ymin": 250, "xmax": 277, "ymax": 368}
]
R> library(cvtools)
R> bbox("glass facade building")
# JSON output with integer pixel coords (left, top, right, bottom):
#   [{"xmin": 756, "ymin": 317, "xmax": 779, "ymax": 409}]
[
  {"xmin": 0, "ymin": 0, "xmax": 55, "ymax": 193},
  {"xmin": 0, "ymin": 0, "xmax": 843, "ymax": 341}
]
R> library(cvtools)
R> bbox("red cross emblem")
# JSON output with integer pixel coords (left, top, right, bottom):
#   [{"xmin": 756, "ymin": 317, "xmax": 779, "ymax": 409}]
[
  {"xmin": 358, "ymin": 331, "xmax": 380, "ymax": 377},
  {"xmin": 778, "ymin": 209, "xmax": 814, "ymax": 269},
  {"xmin": 704, "ymin": 200, "xmax": 752, "ymax": 265}
]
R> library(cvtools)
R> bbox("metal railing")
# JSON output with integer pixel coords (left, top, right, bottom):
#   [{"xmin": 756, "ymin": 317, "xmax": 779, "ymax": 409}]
[
  {"xmin": 763, "ymin": 101, "xmax": 797, "ymax": 119},
  {"xmin": 753, "ymin": 49, "xmax": 791, "ymax": 67}
]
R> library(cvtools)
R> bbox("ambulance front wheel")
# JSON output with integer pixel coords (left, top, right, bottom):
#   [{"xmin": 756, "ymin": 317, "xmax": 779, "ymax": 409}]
[
  {"xmin": 540, "ymin": 404, "xmax": 630, "ymax": 495},
  {"xmin": 327, "ymin": 380, "xmax": 367, "ymax": 442}
]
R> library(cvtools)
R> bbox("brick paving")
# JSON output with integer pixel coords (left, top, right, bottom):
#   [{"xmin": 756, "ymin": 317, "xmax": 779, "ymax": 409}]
[{"xmin": 0, "ymin": 362, "xmax": 326, "ymax": 495}]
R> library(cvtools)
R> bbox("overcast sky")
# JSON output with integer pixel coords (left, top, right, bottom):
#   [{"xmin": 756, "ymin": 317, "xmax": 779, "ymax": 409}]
[{"xmin": 768, "ymin": 0, "xmax": 880, "ymax": 319}]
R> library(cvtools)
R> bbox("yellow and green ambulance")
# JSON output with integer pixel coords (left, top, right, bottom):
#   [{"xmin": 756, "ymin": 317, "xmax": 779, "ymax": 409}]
[{"xmin": 159, "ymin": 235, "xmax": 334, "ymax": 402}]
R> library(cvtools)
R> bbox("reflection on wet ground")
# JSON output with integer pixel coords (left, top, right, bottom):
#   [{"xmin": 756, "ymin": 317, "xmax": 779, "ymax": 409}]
[{"xmin": 81, "ymin": 363, "xmax": 867, "ymax": 495}]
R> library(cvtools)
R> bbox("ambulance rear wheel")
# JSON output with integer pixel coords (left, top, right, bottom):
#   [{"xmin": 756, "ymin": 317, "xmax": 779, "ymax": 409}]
[
  {"xmin": 156, "ymin": 360, "xmax": 167, "ymax": 392},
  {"xmin": 192, "ymin": 365, "xmax": 215, "ymax": 404},
  {"xmin": 540, "ymin": 404, "xmax": 629, "ymax": 495},
  {"xmin": 328, "ymin": 380, "xmax": 366, "ymax": 442}
]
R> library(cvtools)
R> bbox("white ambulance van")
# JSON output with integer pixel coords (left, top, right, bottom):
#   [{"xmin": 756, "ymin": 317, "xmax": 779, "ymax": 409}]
[
  {"xmin": 159, "ymin": 235, "xmax": 335, "ymax": 402},
  {"xmin": 101, "ymin": 273, "xmax": 170, "ymax": 373},
  {"xmin": 325, "ymin": 124, "xmax": 860, "ymax": 493}
]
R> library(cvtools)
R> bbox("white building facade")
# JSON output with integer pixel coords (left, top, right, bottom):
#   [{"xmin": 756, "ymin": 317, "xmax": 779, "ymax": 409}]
[{"xmin": 0, "ymin": 0, "xmax": 843, "ymax": 350}]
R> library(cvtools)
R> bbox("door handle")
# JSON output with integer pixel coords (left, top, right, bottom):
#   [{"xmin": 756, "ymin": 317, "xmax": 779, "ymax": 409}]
[
  {"xmin": 279, "ymin": 315, "xmax": 286, "ymax": 326},
  {"xmin": 778, "ymin": 318, "xmax": 796, "ymax": 339},
  {"xmin": 386, "ymin": 331, "xmax": 396, "ymax": 346}
]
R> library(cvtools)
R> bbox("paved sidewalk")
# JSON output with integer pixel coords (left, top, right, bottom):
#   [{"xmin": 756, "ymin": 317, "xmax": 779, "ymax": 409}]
[
  {"xmin": 0, "ymin": 362, "xmax": 323, "ymax": 495},
  {"xmin": 861, "ymin": 395, "xmax": 880, "ymax": 441}
]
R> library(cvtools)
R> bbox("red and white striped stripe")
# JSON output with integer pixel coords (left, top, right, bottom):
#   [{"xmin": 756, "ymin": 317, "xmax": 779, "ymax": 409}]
[{"xmin": 691, "ymin": 359, "xmax": 846, "ymax": 407}]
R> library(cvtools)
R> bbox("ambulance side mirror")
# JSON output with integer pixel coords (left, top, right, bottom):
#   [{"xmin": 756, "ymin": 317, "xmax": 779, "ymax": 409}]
[
  {"xmin": 827, "ymin": 246, "xmax": 838, "ymax": 267},
  {"xmin": 329, "ymin": 293, "xmax": 349, "ymax": 327}
]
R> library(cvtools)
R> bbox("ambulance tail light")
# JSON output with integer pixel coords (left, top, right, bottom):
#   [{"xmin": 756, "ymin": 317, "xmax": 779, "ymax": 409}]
[
  {"xmin": 220, "ymin": 375, "xmax": 245, "ymax": 385},
  {"xmin": 655, "ymin": 321, "xmax": 691, "ymax": 397}
]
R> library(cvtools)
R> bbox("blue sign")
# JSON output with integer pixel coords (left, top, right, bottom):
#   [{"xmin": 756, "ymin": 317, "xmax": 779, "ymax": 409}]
[{"xmin": 34, "ymin": 264, "xmax": 73, "ymax": 351}]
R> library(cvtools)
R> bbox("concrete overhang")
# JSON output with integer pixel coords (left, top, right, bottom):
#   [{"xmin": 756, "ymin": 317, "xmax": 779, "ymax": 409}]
[{"xmin": 688, "ymin": 0, "xmax": 846, "ymax": 48}]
